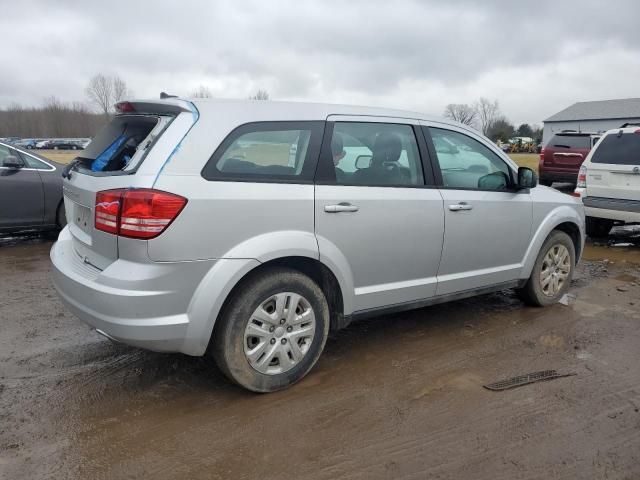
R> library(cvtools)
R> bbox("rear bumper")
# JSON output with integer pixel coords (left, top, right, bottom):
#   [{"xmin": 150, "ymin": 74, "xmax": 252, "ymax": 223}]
[
  {"xmin": 539, "ymin": 170, "xmax": 579, "ymax": 184},
  {"xmin": 50, "ymin": 228, "xmax": 215, "ymax": 354},
  {"xmin": 582, "ymin": 196, "xmax": 640, "ymax": 223}
]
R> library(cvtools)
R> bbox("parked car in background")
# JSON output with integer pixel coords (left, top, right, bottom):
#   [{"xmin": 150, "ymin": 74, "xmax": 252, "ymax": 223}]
[
  {"xmin": 539, "ymin": 131, "xmax": 600, "ymax": 186},
  {"xmin": 45, "ymin": 139, "xmax": 83, "ymax": 150},
  {"xmin": 12, "ymin": 138, "xmax": 37, "ymax": 149},
  {"xmin": 0, "ymin": 141, "xmax": 66, "ymax": 233},
  {"xmin": 35, "ymin": 140, "xmax": 50, "ymax": 149},
  {"xmin": 574, "ymin": 124, "xmax": 640, "ymax": 237},
  {"xmin": 51, "ymin": 98, "xmax": 584, "ymax": 393}
]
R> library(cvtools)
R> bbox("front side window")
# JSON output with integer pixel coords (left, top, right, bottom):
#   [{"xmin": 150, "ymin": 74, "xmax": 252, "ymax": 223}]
[
  {"xmin": 329, "ymin": 122, "xmax": 424, "ymax": 186},
  {"xmin": 591, "ymin": 132, "xmax": 640, "ymax": 165},
  {"xmin": 429, "ymin": 128, "xmax": 512, "ymax": 191},
  {"xmin": 202, "ymin": 121, "xmax": 323, "ymax": 182}
]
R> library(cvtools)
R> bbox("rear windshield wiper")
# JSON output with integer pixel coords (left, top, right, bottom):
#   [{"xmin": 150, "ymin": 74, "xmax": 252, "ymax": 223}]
[{"xmin": 553, "ymin": 144, "xmax": 571, "ymax": 149}]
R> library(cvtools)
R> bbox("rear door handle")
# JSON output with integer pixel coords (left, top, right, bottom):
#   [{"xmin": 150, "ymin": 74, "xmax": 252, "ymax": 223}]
[
  {"xmin": 325, "ymin": 203, "xmax": 359, "ymax": 213},
  {"xmin": 448, "ymin": 202, "xmax": 473, "ymax": 211}
]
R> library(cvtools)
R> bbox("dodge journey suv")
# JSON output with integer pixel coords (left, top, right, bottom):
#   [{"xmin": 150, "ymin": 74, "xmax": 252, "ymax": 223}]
[{"xmin": 51, "ymin": 98, "xmax": 585, "ymax": 392}]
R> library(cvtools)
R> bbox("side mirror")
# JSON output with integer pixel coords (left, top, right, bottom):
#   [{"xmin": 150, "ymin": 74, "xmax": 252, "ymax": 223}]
[
  {"xmin": 3, "ymin": 155, "xmax": 25, "ymax": 170},
  {"xmin": 355, "ymin": 155, "xmax": 372, "ymax": 169},
  {"xmin": 517, "ymin": 167, "xmax": 537, "ymax": 189}
]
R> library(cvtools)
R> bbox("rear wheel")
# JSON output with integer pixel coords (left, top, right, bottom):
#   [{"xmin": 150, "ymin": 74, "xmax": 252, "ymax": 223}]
[
  {"xmin": 518, "ymin": 230, "xmax": 575, "ymax": 307},
  {"xmin": 212, "ymin": 267, "xmax": 330, "ymax": 392},
  {"xmin": 585, "ymin": 217, "xmax": 614, "ymax": 238},
  {"xmin": 539, "ymin": 179, "xmax": 553, "ymax": 187}
]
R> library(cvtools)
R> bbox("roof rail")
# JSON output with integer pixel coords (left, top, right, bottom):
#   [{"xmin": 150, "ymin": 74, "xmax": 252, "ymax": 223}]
[{"xmin": 620, "ymin": 122, "xmax": 640, "ymax": 128}]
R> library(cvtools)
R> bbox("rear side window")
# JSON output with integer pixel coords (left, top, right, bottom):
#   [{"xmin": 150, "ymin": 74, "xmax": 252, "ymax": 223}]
[
  {"xmin": 549, "ymin": 135, "xmax": 590, "ymax": 149},
  {"xmin": 326, "ymin": 122, "xmax": 424, "ymax": 187},
  {"xmin": 20, "ymin": 152, "xmax": 53, "ymax": 170},
  {"xmin": 591, "ymin": 133, "xmax": 640, "ymax": 165},
  {"xmin": 202, "ymin": 121, "xmax": 323, "ymax": 183}
]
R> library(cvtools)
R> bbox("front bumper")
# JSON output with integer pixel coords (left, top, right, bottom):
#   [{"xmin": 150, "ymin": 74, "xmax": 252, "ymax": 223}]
[{"xmin": 50, "ymin": 228, "xmax": 214, "ymax": 354}]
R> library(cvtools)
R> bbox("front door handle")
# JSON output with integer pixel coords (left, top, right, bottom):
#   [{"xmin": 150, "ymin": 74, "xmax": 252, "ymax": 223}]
[
  {"xmin": 325, "ymin": 203, "xmax": 359, "ymax": 213},
  {"xmin": 448, "ymin": 202, "xmax": 473, "ymax": 211}
]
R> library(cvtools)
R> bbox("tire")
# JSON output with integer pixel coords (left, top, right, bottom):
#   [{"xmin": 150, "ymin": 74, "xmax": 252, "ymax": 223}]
[
  {"xmin": 585, "ymin": 217, "xmax": 613, "ymax": 238},
  {"xmin": 539, "ymin": 179, "xmax": 552, "ymax": 187},
  {"xmin": 212, "ymin": 267, "xmax": 330, "ymax": 393},
  {"xmin": 56, "ymin": 202, "xmax": 67, "ymax": 229},
  {"xmin": 517, "ymin": 230, "xmax": 575, "ymax": 307}
]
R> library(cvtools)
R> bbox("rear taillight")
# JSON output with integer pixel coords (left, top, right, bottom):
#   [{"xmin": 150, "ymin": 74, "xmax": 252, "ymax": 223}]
[
  {"xmin": 576, "ymin": 165, "xmax": 587, "ymax": 188},
  {"xmin": 539, "ymin": 148, "xmax": 545, "ymax": 164},
  {"xmin": 95, "ymin": 189, "xmax": 187, "ymax": 239},
  {"xmin": 95, "ymin": 190, "xmax": 123, "ymax": 235}
]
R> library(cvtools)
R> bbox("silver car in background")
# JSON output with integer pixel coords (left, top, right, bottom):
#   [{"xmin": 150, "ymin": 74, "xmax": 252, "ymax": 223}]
[{"xmin": 51, "ymin": 98, "xmax": 584, "ymax": 392}]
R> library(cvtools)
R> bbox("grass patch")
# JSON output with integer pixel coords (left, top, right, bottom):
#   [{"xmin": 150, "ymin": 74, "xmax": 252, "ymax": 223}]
[
  {"xmin": 38, "ymin": 150, "xmax": 78, "ymax": 165},
  {"xmin": 508, "ymin": 153, "xmax": 539, "ymax": 172}
]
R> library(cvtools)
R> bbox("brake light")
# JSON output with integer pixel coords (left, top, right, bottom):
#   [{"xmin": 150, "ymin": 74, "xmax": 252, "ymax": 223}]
[
  {"xmin": 576, "ymin": 165, "xmax": 587, "ymax": 188},
  {"xmin": 95, "ymin": 189, "xmax": 123, "ymax": 235},
  {"xmin": 115, "ymin": 101, "xmax": 136, "ymax": 113},
  {"xmin": 539, "ymin": 148, "xmax": 545, "ymax": 164},
  {"xmin": 95, "ymin": 189, "xmax": 187, "ymax": 239}
]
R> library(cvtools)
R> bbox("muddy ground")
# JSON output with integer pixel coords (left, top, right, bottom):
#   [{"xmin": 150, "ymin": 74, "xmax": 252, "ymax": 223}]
[{"xmin": 1, "ymin": 232, "xmax": 640, "ymax": 479}]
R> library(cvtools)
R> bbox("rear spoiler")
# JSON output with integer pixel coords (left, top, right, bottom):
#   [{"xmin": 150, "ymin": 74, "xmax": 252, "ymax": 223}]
[{"xmin": 113, "ymin": 98, "xmax": 197, "ymax": 116}]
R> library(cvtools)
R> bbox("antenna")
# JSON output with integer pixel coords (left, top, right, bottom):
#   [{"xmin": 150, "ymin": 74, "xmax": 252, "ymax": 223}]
[{"xmin": 160, "ymin": 92, "xmax": 178, "ymax": 99}]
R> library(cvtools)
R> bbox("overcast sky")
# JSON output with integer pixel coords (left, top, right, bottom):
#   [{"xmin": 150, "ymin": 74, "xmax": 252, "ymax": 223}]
[{"xmin": 3, "ymin": 0, "xmax": 640, "ymax": 126}]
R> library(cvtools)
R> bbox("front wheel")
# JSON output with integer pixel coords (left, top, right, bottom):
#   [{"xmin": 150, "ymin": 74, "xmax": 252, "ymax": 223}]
[
  {"xmin": 517, "ymin": 231, "xmax": 575, "ymax": 307},
  {"xmin": 212, "ymin": 267, "xmax": 330, "ymax": 392}
]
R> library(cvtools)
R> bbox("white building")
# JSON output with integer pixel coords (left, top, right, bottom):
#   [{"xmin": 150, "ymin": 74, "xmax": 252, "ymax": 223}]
[{"xmin": 542, "ymin": 98, "xmax": 640, "ymax": 145}]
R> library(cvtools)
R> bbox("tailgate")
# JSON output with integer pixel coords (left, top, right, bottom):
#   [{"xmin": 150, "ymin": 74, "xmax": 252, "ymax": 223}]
[
  {"xmin": 61, "ymin": 101, "xmax": 198, "ymax": 269},
  {"xmin": 586, "ymin": 131, "xmax": 640, "ymax": 201}
]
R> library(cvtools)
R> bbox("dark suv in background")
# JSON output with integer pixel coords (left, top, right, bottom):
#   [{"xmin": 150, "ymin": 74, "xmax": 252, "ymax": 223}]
[{"xmin": 539, "ymin": 132, "xmax": 600, "ymax": 186}]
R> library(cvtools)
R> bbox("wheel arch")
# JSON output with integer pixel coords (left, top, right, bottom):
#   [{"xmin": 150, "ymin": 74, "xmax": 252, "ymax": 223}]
[
  {"xmin": 214, "ymin": 256, "xmax": 349, "ymax": 337},
  {"xmin": 521, "ymin": 206, "xmax": 585, "ymax": 279}
]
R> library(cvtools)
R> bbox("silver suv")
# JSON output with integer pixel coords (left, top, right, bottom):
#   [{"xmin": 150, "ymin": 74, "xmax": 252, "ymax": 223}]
[{"xmin": 51, "ymin": 98, "xmax": 585, "ymax": 392}]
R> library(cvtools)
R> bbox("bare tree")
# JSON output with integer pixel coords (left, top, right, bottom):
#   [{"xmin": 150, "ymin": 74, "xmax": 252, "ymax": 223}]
[
  {"xmin": 112, "ymin": 75, "xmax": 130, "ymax": 103},
  {"xmin": 191, "ymin": 85, "xmax": 213, "ymax": 98},
  {"xmin": 475, "ymin": 97, "xmax": 500, "ymax": 135},
  {"xmin": 249, "ymin": 89, "xmax": 270, "ymax": 100},
  {"xmin": 443, "ymin": 103, "xmax": 477, "ymax": 126},
  {"xmin": 86, "ymin": 74, "xmax": 113, "ymax": 115}
]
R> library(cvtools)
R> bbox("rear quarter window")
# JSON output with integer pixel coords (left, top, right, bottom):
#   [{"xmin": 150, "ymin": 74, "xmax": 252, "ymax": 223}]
[
  {"xmin": 549, "ymin": 135, "xmax": 591, "ymax": 149},
  {"xmin": 201, "ymin": 121, "xmax": 324, "ymax": 183},
  {"xmin": 591, "ymin": 133, "xmax": 640, "ymax": 165}
]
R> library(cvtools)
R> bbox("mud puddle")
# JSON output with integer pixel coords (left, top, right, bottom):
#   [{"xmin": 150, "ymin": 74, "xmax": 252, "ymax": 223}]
[{"xmin": 2, "ymin": 239, "xmax": 640, "ymax": 479}]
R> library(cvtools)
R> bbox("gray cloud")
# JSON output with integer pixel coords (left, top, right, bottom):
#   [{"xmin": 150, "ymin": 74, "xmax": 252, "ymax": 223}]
[{"xmin": 3, "ymin": 0, "xmax": 640, "ymax": 125}]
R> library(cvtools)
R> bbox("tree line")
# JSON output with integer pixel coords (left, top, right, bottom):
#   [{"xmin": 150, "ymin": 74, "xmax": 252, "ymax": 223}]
[
  {"xmin": 443, "ymin": 98, "xmax": 542, "ymax": 143},
  {"xmin": 0, "ymin": 73, "xmax": 272, "ymax": 139}
]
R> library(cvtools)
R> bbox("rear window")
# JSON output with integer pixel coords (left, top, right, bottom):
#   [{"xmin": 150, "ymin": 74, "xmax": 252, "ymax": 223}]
[
  {"xmin": 201, "ymin": 121, "xmax": 324, "ymax": 183},
  {"xmin": 549, "ymin": 135, "xmax": 590, "ymax": 149},
  {"xmin": 591, "ymin": 132, "xmax": 640, "ymax": 165},
  {"xmin": 75, "ymin": 115, "xmax": 170, "ymax": 174}
]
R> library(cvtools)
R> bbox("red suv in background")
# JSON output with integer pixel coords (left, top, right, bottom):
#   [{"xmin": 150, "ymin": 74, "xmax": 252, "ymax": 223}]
[{"xmin": 539, "ymin": 132, "xmax": 600, "ymax": 186}]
